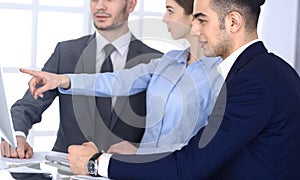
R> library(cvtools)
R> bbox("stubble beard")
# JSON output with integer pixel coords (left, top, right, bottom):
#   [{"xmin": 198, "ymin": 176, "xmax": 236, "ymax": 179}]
[
  {"xmin": 93, "ymin": 21, "xmax": 125, "ymax": 31},
  {"xmin": 212, "ymin": 29, "xmax": 232, "ymax": 58}
]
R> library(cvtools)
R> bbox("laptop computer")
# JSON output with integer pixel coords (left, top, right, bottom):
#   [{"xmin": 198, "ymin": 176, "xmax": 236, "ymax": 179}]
[
  {"xmin": 0, "ymin": 67, "xmax": 17, "ymax": 149},
  {"xmin": 0, "ymin": 67, "xmax": 18, "ymax": 170}
]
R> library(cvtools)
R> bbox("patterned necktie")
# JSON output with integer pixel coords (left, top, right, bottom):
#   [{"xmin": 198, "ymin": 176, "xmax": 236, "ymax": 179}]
[{"xmin": 96, "ymin": 44, "xmax": 116, "ymax": 126}]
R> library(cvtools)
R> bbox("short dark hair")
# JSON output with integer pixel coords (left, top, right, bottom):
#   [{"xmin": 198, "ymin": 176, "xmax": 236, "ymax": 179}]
[
  {"xmin": 210, "ymin": 0, "xmax": 266, "ymax": 31},
  {"xmin": 174, "ymin": 0, "xmax": 194, "ymax": 15}
]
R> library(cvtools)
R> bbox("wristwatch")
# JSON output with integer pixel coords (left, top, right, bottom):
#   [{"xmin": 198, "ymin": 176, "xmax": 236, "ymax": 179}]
[{"xmin": 87, "ymin": 152, "xmax": 102, "ymax": 176}]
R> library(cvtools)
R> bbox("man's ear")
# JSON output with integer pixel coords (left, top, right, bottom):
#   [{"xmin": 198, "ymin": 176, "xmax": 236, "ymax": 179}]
[
  {"xmin": 128, "ymin": 0, "xmax": 137, "ymax": 12},
  {"xmin": 226, "ymin": 11, "xmax": 243, "ymax": 32}
]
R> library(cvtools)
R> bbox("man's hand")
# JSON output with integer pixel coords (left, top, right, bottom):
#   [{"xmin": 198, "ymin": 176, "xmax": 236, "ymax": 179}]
[
  {"xmin": 0, "ymin": 136, "xmax": 33, "ymax": 159},
  {"xmin": 68, "ymin": 142, "xmax": 99, "ymax": 175},
  {"xmin": 107, "ymin": 141, "xmax": 137, "ymax": 154},
  {"xmin": 19, "ymin": 68, "xmax": 70, "ymax": 99}
]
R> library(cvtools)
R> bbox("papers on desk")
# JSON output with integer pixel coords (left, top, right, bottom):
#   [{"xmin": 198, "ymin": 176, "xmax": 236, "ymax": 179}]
[
  {"xmin": 0, "ymin": 151, "xmax": 48, "ymax": 167},
  {"xmin": 0, "ymin": 152, "xmax": 53, "ymax": 179},
  {"xmin": 0, "ymin": 170, "xmax": 14, "ymax": 180},
  {"xmin": 3, "ymin": 166, "xmax": 50, "ymax": 173},
  {"xmin": 0, "ymin": 159, "xmax": 8, "ymax": 169}
]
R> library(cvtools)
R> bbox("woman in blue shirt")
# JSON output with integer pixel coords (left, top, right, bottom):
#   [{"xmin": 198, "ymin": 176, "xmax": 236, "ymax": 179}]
[{"xmin": 21, "ymin": 0, "xmax": 223, "ymax": 154}]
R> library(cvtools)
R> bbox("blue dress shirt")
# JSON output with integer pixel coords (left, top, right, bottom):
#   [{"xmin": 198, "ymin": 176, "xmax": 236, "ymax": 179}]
[{"xmin": 59, "ymin": 49, "xmax": 223, "ymax": 154}]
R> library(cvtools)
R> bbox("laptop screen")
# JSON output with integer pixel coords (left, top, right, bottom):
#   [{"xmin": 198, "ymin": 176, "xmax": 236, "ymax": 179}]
[{"xmin": 0, "ymin": 67, "xmax": 17, "ymax": 149}]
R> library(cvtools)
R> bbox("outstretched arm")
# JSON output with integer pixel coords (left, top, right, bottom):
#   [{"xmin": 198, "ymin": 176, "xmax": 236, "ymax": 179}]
[{"xmin": 19, "ymin": 68, "xmax": 70, "ymax": 99}]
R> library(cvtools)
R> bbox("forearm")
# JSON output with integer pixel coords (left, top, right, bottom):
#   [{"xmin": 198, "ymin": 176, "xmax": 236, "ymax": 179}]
[
  {"xmin": 108, "ymin": 153, "xmax": 179, "ymax": 180},
  {"xmin": 11, "ymin": 89, "xmax": 57, "ymax": 135},
  {"xmin": 57, "ymin": 74, "xmax": 70, "ymax": 89},
  {"xmin": 59, "ymin": 70, "xmax": 151, "ymax": 97}
]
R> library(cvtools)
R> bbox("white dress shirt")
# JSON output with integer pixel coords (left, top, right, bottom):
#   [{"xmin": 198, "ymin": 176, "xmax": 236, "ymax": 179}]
[{"xmin": 95, "ymin": 31, "xmax": 131, "ymax": 72}]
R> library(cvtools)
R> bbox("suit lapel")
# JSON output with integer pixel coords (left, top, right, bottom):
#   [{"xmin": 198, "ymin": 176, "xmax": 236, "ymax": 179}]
[
  {"xmin": 73, "ymin": 34, "xmax": 98, "ymax": 140},
  {"xmin": 75, "ymin": 35, "xmax": 97, "ymax": 74},
  {"xmin": 226, "ymin": 41, "xmax": 267, "ymax": 81}
]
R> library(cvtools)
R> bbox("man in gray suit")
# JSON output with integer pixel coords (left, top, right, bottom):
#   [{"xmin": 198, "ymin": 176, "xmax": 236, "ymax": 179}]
[{"xmin": 0, "ymin": 0, "xmax": 162, "ymax": 158}]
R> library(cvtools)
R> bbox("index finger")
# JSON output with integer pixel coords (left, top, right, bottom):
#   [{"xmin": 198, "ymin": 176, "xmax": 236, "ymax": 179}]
[{"xmin": 19, "ymin": 68, "xmax": 43, "ymax": 77}]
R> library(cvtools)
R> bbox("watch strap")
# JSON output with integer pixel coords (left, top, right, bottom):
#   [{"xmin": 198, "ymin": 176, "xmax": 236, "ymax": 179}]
[{"xmin": 89, "ymin": 152, "xmax": 102, "ymax": 161}]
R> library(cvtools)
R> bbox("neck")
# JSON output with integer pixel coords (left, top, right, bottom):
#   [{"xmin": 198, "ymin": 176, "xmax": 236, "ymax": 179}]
[{"xmin": 223, "ymin": 31, "xmax": 258, "ymax": 59}]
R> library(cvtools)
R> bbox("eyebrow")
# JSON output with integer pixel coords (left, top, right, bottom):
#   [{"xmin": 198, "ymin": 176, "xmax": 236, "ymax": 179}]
[
  {"xmin": 193, "ymin": 12, "xmax": 206, "ymax": 19},
  {"xmin": 166, "ymin": 5, "xmax": 173, "ymax": 9}
]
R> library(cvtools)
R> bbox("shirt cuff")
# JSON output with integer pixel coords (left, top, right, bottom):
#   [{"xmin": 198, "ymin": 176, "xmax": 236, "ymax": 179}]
[
  {"xmin": 15, "ymin": 131, "xmax": 26, "ymax": 138},
  {"xmin": 97, "ymin": 153, "xmax": 112, "ymax": 177}
]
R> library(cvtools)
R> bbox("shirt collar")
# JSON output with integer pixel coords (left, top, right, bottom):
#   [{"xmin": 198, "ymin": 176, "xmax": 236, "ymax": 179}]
[
  {"xmin": 217, "ymin": 39, "xmax": 260, "ymax": 79},
  {"xmin": 175, "ymin": 48, "xmax": 223, "ymax": 66},
  {"xmin": 96, "ymin": 31, "xmax": 131, "ymax": 56},
  {"xmin": 174, "ymin": 48, "xmax": 192, "ymax": 63}
]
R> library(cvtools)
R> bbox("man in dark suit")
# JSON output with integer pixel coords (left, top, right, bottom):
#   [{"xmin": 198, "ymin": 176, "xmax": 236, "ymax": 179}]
[
  {"xmin": 62, "ymin": 0, "xmax": 300, "ymax": 179},
  {"xmin": 0, "ymin": 0, "xmax": 162, "ymax": 158}
]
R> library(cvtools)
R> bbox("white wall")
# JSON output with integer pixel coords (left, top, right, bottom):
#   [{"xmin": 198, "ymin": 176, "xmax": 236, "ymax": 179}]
[{"xmin": 258, "ymin": 0, "xmax": 299, "ymax": 67}]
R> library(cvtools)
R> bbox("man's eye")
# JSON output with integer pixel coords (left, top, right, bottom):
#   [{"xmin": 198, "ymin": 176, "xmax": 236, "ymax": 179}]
[{"xmin": 198, "ymin": 19, "xmax": 206, "ymax": 24}]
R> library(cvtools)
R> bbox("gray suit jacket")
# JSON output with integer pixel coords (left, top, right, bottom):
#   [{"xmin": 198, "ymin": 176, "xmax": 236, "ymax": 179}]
[{"xmin": 11, "ymin": 34, "xmax": 163, "ymax": 152}]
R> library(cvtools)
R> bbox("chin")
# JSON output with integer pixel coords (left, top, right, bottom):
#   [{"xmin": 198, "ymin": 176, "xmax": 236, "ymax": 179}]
[
  {"xmin": 171, "ymin": 34, "xmax": 181, "ymax": 40},
  {"xmin": 94, "ymin": 23, "xmax": 112, "ymax": 31},
  {"xmin": 203, "ymin": 50, "xmax": 216, "ymax": 57}
]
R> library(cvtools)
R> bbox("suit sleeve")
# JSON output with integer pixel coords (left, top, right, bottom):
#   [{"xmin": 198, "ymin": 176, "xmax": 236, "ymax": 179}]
[
  {"xmin": 107, "ymin": 72, "xmax": 273, "ymax": 179},
  {"xmin": 11, "ymin": 44, "xmax": 61, "ymax": 135}
]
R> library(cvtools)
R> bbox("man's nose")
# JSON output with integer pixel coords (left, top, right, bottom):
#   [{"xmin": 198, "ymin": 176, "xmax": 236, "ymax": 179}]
[
  {"xmin": 95, "ymin": 0, "xmax": 106, "ymax": 10},
  {"xmin": 191, "ymin": 18, "xmax": 200, "ymax": 36}
]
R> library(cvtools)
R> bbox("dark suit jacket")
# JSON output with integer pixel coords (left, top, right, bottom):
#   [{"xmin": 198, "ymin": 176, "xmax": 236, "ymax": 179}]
[
  {"xmin": 108, "ymin": 42, "xmax": 300, "ymax": 180},
  {"xmin": 11, "ymin": 34, "xmax": 162, "ymax": 152}
]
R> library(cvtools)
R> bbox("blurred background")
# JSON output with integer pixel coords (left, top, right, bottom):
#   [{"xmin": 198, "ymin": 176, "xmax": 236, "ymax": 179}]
[{"xmin": 0, "ymin": 0, "xmax": 299, "ymax": 151}]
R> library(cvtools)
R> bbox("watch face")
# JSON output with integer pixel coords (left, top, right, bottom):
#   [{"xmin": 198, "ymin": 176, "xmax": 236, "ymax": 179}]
[{"xmin": 87, "ymin": 160, "xmax": 96, "ymax": 175}]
